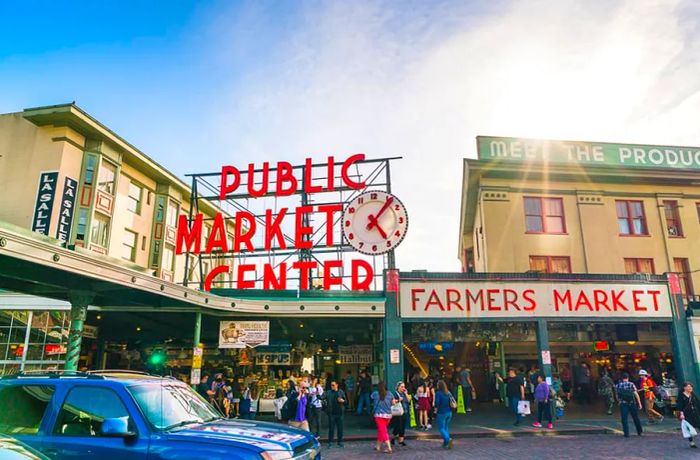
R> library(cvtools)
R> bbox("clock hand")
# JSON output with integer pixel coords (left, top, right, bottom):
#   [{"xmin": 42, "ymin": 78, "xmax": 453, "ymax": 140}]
[
  {"xmin": 367, "ymin": 214, "xmax": 388, "ymax": 238},
  {"xmin": 367, "ymin": 196, "xmax": 394, "ymax": 230}
]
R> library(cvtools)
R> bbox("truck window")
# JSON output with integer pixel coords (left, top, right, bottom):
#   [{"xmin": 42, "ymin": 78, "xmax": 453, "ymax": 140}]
[
  {"xmin": 53, "ymin": 386, "xmax": 133, "ymax": 436},
  {"xmin": 0, "ymin": 385, "xmax": 55, "ymax": 434}
]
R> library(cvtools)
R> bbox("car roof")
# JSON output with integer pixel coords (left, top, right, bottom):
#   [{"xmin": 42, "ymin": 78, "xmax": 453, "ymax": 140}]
[{"xmin": 0, "ymin": 370, "xmax": 186, "ymax": 385}]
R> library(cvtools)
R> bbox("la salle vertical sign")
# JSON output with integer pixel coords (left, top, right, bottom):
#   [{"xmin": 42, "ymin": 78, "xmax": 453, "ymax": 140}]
[
  {"xmin": 32, "ymin": 171, "xmax": 59, "ymax": 235},
  {"xmin": 56, "ymin": 177, "xmax": 78, "ymax": 242}
]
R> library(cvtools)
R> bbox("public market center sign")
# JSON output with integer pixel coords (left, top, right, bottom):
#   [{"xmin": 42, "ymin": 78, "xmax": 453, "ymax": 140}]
[{"xmin": 478, "ymin": 136, "xmax": 700, "ymax": 170}]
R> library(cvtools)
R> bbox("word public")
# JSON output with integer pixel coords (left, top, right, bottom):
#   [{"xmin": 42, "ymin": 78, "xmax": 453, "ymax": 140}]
[{"xmin": 177, "ymin": 155, "xmax": 373, "ymax": 291}]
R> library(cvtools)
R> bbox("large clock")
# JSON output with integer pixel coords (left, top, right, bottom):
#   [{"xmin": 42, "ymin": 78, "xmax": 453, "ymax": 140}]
[{"xmin": 342, "ymin": 191, "xmax": 408, "ymax": 255}]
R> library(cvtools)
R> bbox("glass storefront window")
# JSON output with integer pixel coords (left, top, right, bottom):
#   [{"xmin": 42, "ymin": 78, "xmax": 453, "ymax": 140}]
[{"xmin": 1, "ymin": 311, "xmax": 69, "ymax": 374}]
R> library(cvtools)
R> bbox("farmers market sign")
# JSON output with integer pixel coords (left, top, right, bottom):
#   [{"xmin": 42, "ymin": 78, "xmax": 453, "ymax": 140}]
[{"xmin": 478, "ymin": 136, "xmax": 700, "ymax": 170}]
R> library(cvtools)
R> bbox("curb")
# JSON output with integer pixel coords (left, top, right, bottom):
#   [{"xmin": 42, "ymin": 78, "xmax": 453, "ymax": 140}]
[{"xmin": 334, "ymin": 427, "xmax": 615, "ymax": 443}]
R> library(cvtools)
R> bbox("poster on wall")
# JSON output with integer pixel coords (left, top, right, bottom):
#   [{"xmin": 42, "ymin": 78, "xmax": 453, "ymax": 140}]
[
  {"xmin": 339, "ymin": 345, "xmax": 373, "ymax": 364},
  {"xmin": 32, "ymin": 171, "xmax": 59, "ymax": 235},
  {"xmin": 219, "ymin": 321, "xmax": 269, "ymax": 348}
]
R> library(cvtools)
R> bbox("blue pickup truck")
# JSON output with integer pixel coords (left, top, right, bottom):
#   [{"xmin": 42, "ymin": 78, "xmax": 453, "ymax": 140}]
[{"xmin": 0, "ymin": 371, "xmax": 320, "ymax": 460}]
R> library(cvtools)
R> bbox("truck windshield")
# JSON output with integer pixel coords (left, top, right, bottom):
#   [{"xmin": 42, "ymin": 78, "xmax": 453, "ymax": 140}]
[{"xmin": 128, "ymin": 382, "xmax": 221, "ymax": 430}]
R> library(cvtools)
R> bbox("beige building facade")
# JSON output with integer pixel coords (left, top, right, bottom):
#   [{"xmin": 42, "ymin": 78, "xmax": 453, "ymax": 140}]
[
  {"xmin": 0, "ymin": 103, "xmax": 232, "ymax": 287},
  {"xmin": 459, "ymin": 136, "xmax": 700, "ymax": 299}
]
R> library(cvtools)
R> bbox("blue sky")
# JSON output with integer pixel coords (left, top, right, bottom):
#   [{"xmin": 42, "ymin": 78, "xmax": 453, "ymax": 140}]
[{"xmin": 2, "ymin": 0, "xmax": 700, "ymax": 270}]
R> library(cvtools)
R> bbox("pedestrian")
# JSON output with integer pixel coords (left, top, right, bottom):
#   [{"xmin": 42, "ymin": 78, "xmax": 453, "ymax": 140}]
[
  {"xmin": 230, "ymin": 377, "xmax": 242, "ymax": 418},
  {"xmin": 345, "ymin": 370, "xmax": 355, "ymax": 412},
  {"xmin": 416, "ymin": 382, "xmax": 432, "ymax": 430},
  {"xmin": 390, "ymin": 381, "xmax": 410, "ymax": 447},
  {"xmin": 532, "ymin": 374, "xmax": 553, "ymax": 429},
  {"xmin": 434, "ymin": 379, "xmax": 454, "ymax": 449},
  {"xmin": 287, "ymin": 381, "xmax": 310, "ymax": 431},
  {"xmin": 598, "ymin": 370, "xmax": 615, "ymax": 415},
  {"xmin": 459, "ymin": 365, "xmax": 475, "ymax": 412},
  {"xmin": 197, "ymin": 373, "xmax": 215, "ymax": 402},
  {"xmin": 561, "ymin": 365, "xmax": 572, "ymax": 401},
  {"xmin": 639, "ymin": 370, "xmax": 664, "ymax": 423},
  {"xmin": 308, "ymin": 376, "xmax": 324, "ymax": 437},
  {"xmin": 426, "ymin": 378, "xmax": 436, "ymax": 427},
  {"xmin": 371, "ymin": 381, "xmax": 396, "ymax": 454},
  {"xmin": 679, "ymin": 382, "xmax": 700, "ymax": 448},
  {"xmin": 495, "ymin": 371, "xmax": 506, "ymax": 403},
  {"xmin": 273, "ymin": 388, "xmax": 288, "ymax": 423},
  {"xmin": 326, "ymin": 380, "xmax": 346, "ymax": 448},
  {"xmin": 506, "ymin": 369, "xmax": 526, "ymax": 426},
  {"xmin": 356, "ymin": 370, "xmax": 372, "ymax": 416},
  {"xmin": 615, "ymin": 372, "xmax": 643, "ymax": 437},
  {"xmin": 577, "ymin": 363, "xmax": 592, "ymax": 404}
]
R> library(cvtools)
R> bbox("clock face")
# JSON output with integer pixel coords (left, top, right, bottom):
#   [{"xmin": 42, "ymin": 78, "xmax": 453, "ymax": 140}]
[{"xmin": 342, "ymin": 191, "xmax": 408, "ymax": 255}]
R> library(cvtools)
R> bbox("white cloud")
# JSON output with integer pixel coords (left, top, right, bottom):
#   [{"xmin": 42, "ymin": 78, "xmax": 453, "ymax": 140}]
[{"xmin": 211, "ymin": 0, "xmax": 700, "ymax": 271}]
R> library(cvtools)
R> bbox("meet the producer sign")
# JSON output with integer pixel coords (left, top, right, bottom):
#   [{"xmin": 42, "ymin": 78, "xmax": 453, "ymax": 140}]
[{"xmin": 400, "ymin": 281, "xmax": 673, "ymax": 319}]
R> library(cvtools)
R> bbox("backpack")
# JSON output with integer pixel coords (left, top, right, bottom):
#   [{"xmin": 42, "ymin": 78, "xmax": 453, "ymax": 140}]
[
  {"xmin": 618, "ymin": 387, "xmax": 635, "ymax": 403},
  {"xmin": 281, "ymin": 391, "xmax": 298, "ymax": 420}
]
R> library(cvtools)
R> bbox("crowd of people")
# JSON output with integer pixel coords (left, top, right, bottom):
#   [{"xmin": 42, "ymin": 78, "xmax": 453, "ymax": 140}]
[{"xmin": 191, "ymin": 363, "xmax": 699, "ymax": 451}]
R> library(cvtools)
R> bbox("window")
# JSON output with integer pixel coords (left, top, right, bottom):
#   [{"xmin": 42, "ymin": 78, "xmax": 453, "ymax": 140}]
[
  {"xmin": 663, "ymin": 200, "xmax": 683, "ymax": 237},
  {"xmin": 90, "ymin": 213, "xmax": 110, "ymax": 247},
  {"xmin": 162, "ymin": 245, "xmax": 174, "ymax": 271},
  {"xmin": 529, "ymin": 256, "xmax": 571, "ymax": 273},
  {"xmin": 53, "ymin": 386, "xmax": 132, "ymax": 436},
  {"xmin": 97, "ymin": 161, "xmax": 117, "ymax": 195},
  {"xmin": 0, "ymin": 385, "xmax": 55, "ymax": 434},
  {"xmin": 166, "ymin": 201, "xmax": 179, "ymax": 227},
  {"xmin": 126, "ymin": 182, "xmax": 143, "ymax": 214},
  {"xmin": 674, "ymin": 258, "xmax": 694, "ymax": 297},
  {"xmin": 524, "ymin": 197, "xmax": 565, "ymax": 233},
  {"xmin": 624, "ymin": 258, "xmax": 655, "ymax": 274},
  {"xmin": 76, "ymin": 208, "xmax": 89, "ymax": 241},
  {"xmin": 121, "ymin": 230, "xmax": 137, "ymax": 262},
  {"xmin": 696, "ymin": 203, "xmax": 700, "ymax": 222},
  {"xmin": 616, "ymin": 200, "xmax": 648, "ymax": 235},
  {"xmin": 84, "ymin": 154, "xmax": 97, "ymax": 186},
  {"xmin": 128, "ymin": 382, "xmax": 218, "ymax": 430}
]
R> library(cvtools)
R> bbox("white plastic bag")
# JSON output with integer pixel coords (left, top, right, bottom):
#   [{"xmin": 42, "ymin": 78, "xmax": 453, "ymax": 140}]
[
  {"xmin": 682, "ymin": 420, "xmax": 698, "ymax": 439},
  {"xmin": 517, "ymin": 400, "xmax": 531, "ymax": 415}
]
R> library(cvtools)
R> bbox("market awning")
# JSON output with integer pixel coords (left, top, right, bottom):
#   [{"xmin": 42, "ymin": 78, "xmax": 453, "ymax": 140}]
[{"xmin": 0, "ymin": 222, "xmax": 385, "ymax": 316}]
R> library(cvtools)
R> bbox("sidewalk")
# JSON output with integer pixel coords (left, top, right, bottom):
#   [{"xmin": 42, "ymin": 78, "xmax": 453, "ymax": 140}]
[{"xmin": 256, "ymin": 400, "xmax": 680, "ymax": 442}]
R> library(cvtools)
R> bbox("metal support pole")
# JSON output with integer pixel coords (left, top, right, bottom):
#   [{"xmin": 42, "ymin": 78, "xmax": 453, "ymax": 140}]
[
  {"xmin": 193, "ymin": 311, "xmax": 202, "ymax": 347},
  {"xmin": 668, "ymin": 274, "xmax": 697, "ymax": 387},
  {"xmin": 383, "ymin": 269, "xmax": 403, "ymax": 385},
  {"xmin": 65, "ymin": 291, "xmax": 94, "ymax": 371},
  {"xmin": 536, "ymin": 320, "xmax": 552, "ymax": 382}
]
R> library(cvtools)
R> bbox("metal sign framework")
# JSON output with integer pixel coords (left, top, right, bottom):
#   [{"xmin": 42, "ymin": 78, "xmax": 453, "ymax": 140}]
[{"xmin": 182, "ymin": 157, "xmax": 400, "ymax": 291}]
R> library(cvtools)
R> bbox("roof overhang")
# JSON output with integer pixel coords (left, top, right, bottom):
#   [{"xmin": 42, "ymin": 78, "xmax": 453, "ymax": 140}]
[{"xmin": 0, "ymin": 222, "xmax": 385, "ymax": 317}]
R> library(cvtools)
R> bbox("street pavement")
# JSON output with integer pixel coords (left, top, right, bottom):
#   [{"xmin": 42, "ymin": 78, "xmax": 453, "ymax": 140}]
[{"xmin": 321, "ymin": 433, "xmax": 697, "ymax": 459}]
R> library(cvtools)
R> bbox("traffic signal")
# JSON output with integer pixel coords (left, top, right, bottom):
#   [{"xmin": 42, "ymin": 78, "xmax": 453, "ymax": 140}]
[{"xmin": 148, "ymin": 348, "xmax": 166, "ymax": 366}]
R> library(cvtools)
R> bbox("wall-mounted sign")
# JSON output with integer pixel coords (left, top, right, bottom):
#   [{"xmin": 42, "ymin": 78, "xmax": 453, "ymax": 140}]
[
  {"xmin": 400, "ymin": 280, "xmax": 672, "ymax": 319},
  {"xmin": 219, "ymin": 321, "xmax": 269, "ymax": 348},
  {"xmin": 82, "ymin": 325, "xmax": 98, "ymax": 339},
  {"xmin": 32, "ymin": 171, "xmax": 59, "ymax": 235},
  {"xmin": 390, "ymin": 348, "xmax": 400, "ymax": 364},
  {"xmin": 255, "ymin": 352, "xmax": 291, "ymax": 365},
  {"xmin": 55, "ymin": 176, "xmax": 78, "ymax": 242},
  {"xmin": 338, "ymin": 345, "xmax": 373, "ymax": 364},
  {"xmin": 541, "ymin": 350, "xmax": 551, "ymax": 365},
  {"xmin": 192, "ymin": 346, "xmax": 203, "ymax": 368},
  {"xmin": 478, "ymin": 136, "xmax": 700, "ymax": 171}
]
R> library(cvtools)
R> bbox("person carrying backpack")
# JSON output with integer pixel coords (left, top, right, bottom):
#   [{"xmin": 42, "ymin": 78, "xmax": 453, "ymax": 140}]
[{"xmin": 615, "ymin": 372, "xmax": 643, "ymax": 437}]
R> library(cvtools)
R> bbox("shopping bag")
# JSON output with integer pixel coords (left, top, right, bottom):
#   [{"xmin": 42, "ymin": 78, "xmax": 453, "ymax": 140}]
[
  {"xmin": 391, "ymin": 402, "xmax": 405, "ymax": 417},
  {"xmin": 682, "ymin": 420, "xmax": 698, "ymax": 439},
  {"xmin": 517, "ymin": 400, "xmax": 531, "ymax": 415}
]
